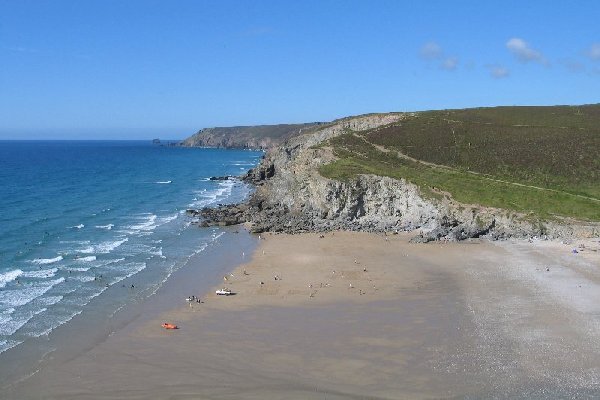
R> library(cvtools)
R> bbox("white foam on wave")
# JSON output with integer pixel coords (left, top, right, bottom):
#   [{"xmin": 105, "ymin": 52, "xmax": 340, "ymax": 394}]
[
  {"xmin": 0, "ymin": 339, "xmax": 22, "ymax": 355},
  {"xmin": 0, "ymin": 277, "xmax": 65, "ymax": 307},
  {"xmin": 124, "ymin": 261, "xmax": 147, "ymax": 278},
  {"xmin": 22, "ymin": 268, "xmax": 58, "ymax": 278},
  {"xmin": 0, "ymin": 306, "xmax": 48, "ymax": 337},
  {"xmin": 87, "ymin": 258, "xmax": 125, "ymax": 269},
  {"xmin": 189, "ymin": 180, "xmax": 236, "ymax": 208},
  {"xmin": 150, "ymin": 247, "xmax": 166, "ymax": 259},
  {"xmin": 0, "ymin": 307, "xmax": 16, "ymax": 325},
  {"xmin": 95, "ymin": 224, "xmax": 114, "ymax": 230},
  {"xmin": 69, "ymin": 224, "xmax": 85, "ymax": 229},
  {"xmin": 80, "ymin": 238, "xmax": 128, "ymax": 254},
  {"xmin": 211, "ymin": 231, "xmax": 226, "ymax": 243},
  {"xmin": 126, "ymin": 214, "xmax": 158, "ymax": 232},
  {"xmin": 193, "ymin": 243, "xmax": 209, "ymax": 255},
  {"xmin": 38, "ymin": 295, "xmax": 63, "ymax": 307},
  {"xmin": 63, "ymin": 256, "xmax": 124, "ymax": 274},
  {"xmin": 0, "ymin": 269, "xmax": 23, "ymax": 288},
  {"xmin": 107, "ymin": 262, "xmax": 147, "ymax": 286},
  {"xmin": 145, "ymin": 243, "xmax": 208, "ymax": 298},
  {"xmin": 160, "ymin": 214, "xmax": 178, "ymax": 224},
  {"xmin": 30, "ymin": 256, "xmax": 63, "ymax": 265},
  {"xmin": 71, "ymin": 275, "xmax": 96, "ymax": 283},
  {"xmin": 123, "ymin": 213, "xmax": 178, "ymax": 235},
  {"xmin": 63, "ymin": 266, "xmax": 91, "ymax": 272},
  {"xmin": 76, "ymin": 256, "xmax": 97, "ymax": 262}
]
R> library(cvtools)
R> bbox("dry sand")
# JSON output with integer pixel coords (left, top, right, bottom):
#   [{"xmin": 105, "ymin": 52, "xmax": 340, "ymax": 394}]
[{"xmin": 6, "ymin": 231, "xmax": 600, "ymax": 399}]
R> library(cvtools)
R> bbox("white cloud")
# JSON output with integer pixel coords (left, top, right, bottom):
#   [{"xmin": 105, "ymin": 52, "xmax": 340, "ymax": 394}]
[
  {"xmin": 419, "ymin": 42, "xmax": 459, "ymax": 71},
  {"xmin": 441, "ymin": 56, "xmax": 458, "ymax": 70},
  {"xmin": 587, "ymin": 43, "xmax": 600, "ymax": 60},
  {"xmin": 420, "ymin": 42, "xmax": 442, "ymax": 60},
  {"xmin": 506, "ymin": 38, "xmax": 546, "ymax": 64},
  {"xmin": 486, "ymin": 64, "xmax": 510, "ymax": 79}
]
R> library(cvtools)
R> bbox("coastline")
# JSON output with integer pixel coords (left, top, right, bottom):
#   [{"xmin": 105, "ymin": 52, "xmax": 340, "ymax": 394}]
[
  {"xmin": 0, "ymin": 227, "xmax": 258, "ymax": 395},
  {"xmin": 8, "ymin": 231, "xmax": 600, "ymax": 399}
]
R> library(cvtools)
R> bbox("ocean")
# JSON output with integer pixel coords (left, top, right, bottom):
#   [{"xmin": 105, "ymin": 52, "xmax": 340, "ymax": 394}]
[{"xmin": 0, "ymin": 140, "xmax": 261, "ymax": 355}]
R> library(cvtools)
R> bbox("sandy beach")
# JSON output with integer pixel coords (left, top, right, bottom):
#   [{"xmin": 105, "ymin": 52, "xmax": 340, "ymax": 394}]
[{"xmin": 6, "ymin": 231, "xmax": 600, "ymax": 399}]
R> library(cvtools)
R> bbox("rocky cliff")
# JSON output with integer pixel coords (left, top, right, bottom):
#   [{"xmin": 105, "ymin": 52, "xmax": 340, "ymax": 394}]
[
  {"xmin": 180, "ymin": 123, "xmax": 320, "ymax": 149},
  {"xmin": 190, "ymin": 114, "xmax": 599, "ymax": 241}
]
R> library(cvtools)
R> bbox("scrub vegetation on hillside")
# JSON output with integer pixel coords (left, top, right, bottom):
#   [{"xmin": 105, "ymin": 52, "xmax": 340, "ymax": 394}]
[{"xmin": 319, "ymin": 105, "xmax": 600, "ymax": 221}]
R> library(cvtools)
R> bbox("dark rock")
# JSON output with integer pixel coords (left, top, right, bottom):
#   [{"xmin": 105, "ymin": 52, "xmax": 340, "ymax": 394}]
[{"xmin": 242, "ymin": 162, "xmax": 275, "ymax": 184}]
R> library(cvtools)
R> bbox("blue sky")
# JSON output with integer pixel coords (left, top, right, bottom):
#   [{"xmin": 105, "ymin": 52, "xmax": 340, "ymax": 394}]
[{"xmin": 1, "ymin": 0, "xmax": 599, "ymax": 139}]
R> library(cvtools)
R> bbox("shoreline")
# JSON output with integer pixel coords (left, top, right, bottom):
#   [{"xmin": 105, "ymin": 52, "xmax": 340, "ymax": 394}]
[
  {"xmin": 0, "ymin": 227, "xmax": 258, "ymax": 394},
  {"xmin": 7, "ymin": 231, "xmax": 600, "ymax": 399}
]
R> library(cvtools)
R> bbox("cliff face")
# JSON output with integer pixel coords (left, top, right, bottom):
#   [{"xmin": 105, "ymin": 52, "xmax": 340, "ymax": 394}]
[
  {"xmin": 195, "ymin": 114, "xmax": 599, "ymax": 241},
  {"xmin": 180, "ymin": 123, "xmax": 320, "ymax": 149}
]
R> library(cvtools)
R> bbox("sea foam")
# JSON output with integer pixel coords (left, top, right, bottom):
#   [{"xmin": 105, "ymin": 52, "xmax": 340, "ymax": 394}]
[
  {"xmin": 80, "ymin": 238, "xmax": 128, "ymax": 254},
  {"xmin": 22, "ymin": 268, "xmax": 58, "ymax": 278},
  {"xmin": 0, "ymin": 277, "xmax": 65, "ymax": 307},
  {"xmin": 0, "ymin": 269, "xmax": 23, "ymax": 288},
  {"xmin": 30, "ymin": 256, "xmax": 63, "ymax": 265},
  {"xmin": 95, "ymin": 224, "xmax": 114, "ymax": 230},
  {"xmin": 76, "ymin": 256, "xmax": 97, "ymax": 262}
]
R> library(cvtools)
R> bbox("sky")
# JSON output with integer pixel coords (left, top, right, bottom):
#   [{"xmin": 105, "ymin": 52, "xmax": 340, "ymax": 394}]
[{"xmin": 1, "ymin": 0, "xmax": 599, "ymax": 139}]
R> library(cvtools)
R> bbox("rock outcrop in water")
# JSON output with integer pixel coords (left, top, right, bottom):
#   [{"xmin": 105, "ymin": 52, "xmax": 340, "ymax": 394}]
[{"xmin": 188, "ymin": 114, "xmax": 600, "ymax": 241}]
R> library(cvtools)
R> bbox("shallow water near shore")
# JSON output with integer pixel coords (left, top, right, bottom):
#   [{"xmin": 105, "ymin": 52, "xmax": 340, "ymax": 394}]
[{"xmin": 0, "ymin": 140, "xmax": 261, "ymax": 386}]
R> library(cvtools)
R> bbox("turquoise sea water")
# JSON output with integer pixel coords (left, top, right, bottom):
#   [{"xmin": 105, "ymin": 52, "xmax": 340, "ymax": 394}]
[{"xmin": 0, "ymin": 141, "xmax": 261, "ymax": 354}]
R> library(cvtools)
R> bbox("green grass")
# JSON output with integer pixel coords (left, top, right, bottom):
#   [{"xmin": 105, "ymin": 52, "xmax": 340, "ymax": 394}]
[
  {"xmin": 365, "ymin": 105, "xmax": 600, "ymax": 199},
  {"xmin": 318, "ymin": 128, "xmax": 600, "ymax": 221}
]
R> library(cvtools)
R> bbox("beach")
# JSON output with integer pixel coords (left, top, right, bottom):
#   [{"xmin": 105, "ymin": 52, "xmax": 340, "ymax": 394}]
[{"xmin": 6, "ymin": 231, "xmax": 600, "ymax": 399}]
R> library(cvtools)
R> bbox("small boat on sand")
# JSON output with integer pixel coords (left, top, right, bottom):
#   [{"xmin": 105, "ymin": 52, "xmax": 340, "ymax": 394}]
[
  {"xmin": 161, "ymin": 323, "xmax": 178, "ymax": 329},
  {"xmin": 215, "ymin": 288, "xmax": 233, "ymax": 296}
]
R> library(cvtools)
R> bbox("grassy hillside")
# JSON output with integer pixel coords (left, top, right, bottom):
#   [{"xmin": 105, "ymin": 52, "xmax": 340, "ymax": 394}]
[{"xmin": 319, "ymin": 105, "xmax": 600, "ymax": 221}]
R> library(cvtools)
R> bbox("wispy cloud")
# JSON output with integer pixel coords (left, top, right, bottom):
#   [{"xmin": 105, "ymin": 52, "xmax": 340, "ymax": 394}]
[
  {"xmin": 586, "ymin": 43, "xmax": 600, "ymax": 61},
  {"xmin": 419, "ymin": 42, "xmax": 458, "ymax": 71},
  {"xmin": 419, "ymin": 41, "xmax": 442, "ymax": 60},
  {"xmin": 506, "ymin": 38, "xmax": 547, "ymax": 65},
  {"xmin": 486, "ymin": 64, "xmax": 510, "ymax": 79},
  {"xmin": 441, "ymin": 56, "xmax": 458, "ymax": 71}
]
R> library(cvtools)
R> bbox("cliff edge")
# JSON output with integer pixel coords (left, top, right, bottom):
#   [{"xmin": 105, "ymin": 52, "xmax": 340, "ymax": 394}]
[{"xmin": 189, "ymin": 107, "xmax": 600, "ymax": 241}]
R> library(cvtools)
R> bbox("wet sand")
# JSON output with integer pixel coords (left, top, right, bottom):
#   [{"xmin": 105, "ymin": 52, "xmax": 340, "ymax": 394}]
[{"xmin": 6, "ymin": 231, "xmax": 600, "ymax": 399}]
